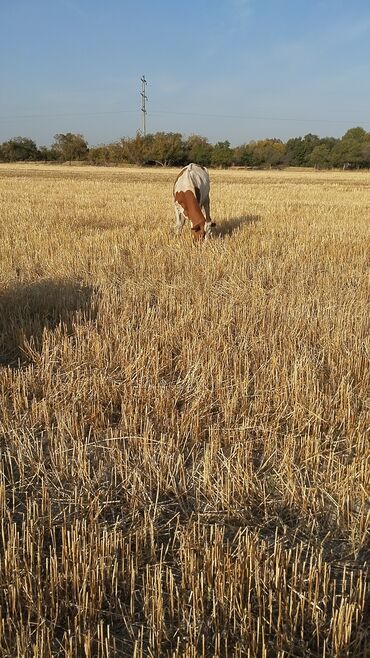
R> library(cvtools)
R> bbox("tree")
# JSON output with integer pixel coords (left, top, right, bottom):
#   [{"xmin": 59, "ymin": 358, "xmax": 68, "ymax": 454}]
[
  {"xmin": 342, "ymin": 127, "xmax": 367, "ymax": 142},
  {"xmin": 249, "ymin": 139, "xmax": 285, "ymax": 167},
  {"xmin": 2, "ymin": 126, "xmax": 370, "ymax": 170},
  {"xmin": 285, "ymin": 137, "xmax": 306, "ymax": 166},
  {"xmin": 149, "ymin": 132, "xmax": 186, "ymax": 166},
  {"xmin": 0, "ymin": 137, "xmax": 39, "ymax": 162},
  {"xmin": 185, "ymin": 135, "xmax": 213, "ymax": 166},
  {"xmin": 309, "ymin": 144, "xmax": 332, "ymax": 169},
  {"xmin": 88, "ymin": 145, "xmax": 111, "ymax": 166},
  {"xmin": 52, "ymin": 133, "xmax": 88, "ymax": 164},
  {"xmin": 330, "ymin": 127, "xmax": 369, "ymax": 168},
  {"xmin": 330, "ymin": 140, "xmax": 350, "ymax": 168},
  {"xmin": 38, "ymin": 145, "xmax": 59, "ymax": 162},
  {"xmin": 233, "ymin": 143, "xmax": 254, "ymax": 166},
  {"xmin": 211, "ymin": 141, "xmax": 233, "ymax": 168},
  {"xmin": 361, "ymin": 142, "xmax": 370, "ymax": 167},
  {"xmin": 119, "ymin": 133, "xmax": 154, "ymax": 165},
  {"xmin": 285, "ymin": 134, "xmax": 320, "ymax": 166}
]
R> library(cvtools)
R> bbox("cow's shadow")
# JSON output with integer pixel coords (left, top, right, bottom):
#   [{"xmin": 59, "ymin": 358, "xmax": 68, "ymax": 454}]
[
  {"xmin": 213, "ymin": 214, "xmax": 261, "ymax": 238},
  {"xmin": 0, "ymin": 278, "xmax": 97, "ymax": 368}
]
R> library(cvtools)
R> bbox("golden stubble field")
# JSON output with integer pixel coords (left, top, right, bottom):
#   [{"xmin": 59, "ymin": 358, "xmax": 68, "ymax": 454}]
[{"xmin": 0, "ymin": 163, "xmax": 369, "ymax": 657}]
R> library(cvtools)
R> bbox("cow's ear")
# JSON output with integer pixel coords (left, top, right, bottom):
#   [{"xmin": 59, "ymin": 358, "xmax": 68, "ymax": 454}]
[{"xmin": 191, "ymin": 224, "xmax": 201, "ymax": 232}]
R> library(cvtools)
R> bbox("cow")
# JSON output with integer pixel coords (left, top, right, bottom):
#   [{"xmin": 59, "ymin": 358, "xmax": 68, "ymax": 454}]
[{"xmin": 173, "ymin": 163, "xmax": 216, "ymax": 242}]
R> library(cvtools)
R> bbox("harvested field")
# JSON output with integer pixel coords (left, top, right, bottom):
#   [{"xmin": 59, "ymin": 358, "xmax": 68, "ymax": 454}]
[{"xmin": 0, "ymin": 163, "xmax": 369, "ymax": 657}]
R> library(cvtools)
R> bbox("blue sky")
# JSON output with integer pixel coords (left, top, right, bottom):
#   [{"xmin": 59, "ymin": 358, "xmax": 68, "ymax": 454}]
[{"xmin": 1, "ymin": 0, "xmax": 370, "ymax": 146}]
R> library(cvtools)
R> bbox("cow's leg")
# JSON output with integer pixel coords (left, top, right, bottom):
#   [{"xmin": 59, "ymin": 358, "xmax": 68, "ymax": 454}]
[
  {"xmin": 202, "ymin": 196, "xmax": 215, "ymax": 240},
  {"xmin": 175, "ymin": 204, "xmax": 186, "ymax": 236},
  {"xmin": 203, "ymin": 196, "xmax": 211, "ymax": 222}
]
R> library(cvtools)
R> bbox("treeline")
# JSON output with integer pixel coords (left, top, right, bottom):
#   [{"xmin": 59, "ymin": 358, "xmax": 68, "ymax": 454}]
[{"xmin": 1, "ymin": 127, "xmax": 370, "ymax": 169}]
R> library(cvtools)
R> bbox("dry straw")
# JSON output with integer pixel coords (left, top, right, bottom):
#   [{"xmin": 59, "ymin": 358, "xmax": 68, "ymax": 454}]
[{"xmin": 0, "ymin": 163, "xmax": 369, "ymax": 657}]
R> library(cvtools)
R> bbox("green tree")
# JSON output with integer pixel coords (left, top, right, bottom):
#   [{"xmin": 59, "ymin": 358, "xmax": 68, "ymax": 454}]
[
  {"xmin": 285, "ymin": 134, "xmax": 320, "ymax": 166},
  {"xmin": 233, "ymin": 143, "xmax": 254, "ymax": 167},
  {"xmin": 149, "ymin": 132, "xmax": 186, "ymax": 166},
  {"xmin": 0, "ymin": 137, "xmax": 39, "ymax": 162},
  {"xmin": 342, "ymin": 127, "xmax": 367, "ymax": 142},
  {"xmin": 211, "ymin": 141, "xmax": 233, "ymax": 168},
  {"xmin": 330, "ymin": 127, "xmax": 369, "ymax": 168},
  {"xmin": 320, "ymin": 136, "xmax": 338, "ymax": 151},
  {"xmin": 249, "ymin": 139, "xmax": 285, "ymax": 167},
  {"xmin": 38, "ymin": 145, "xmax": 59, "ymax": 162},
  {"xmin": 309, "ymin": 144, "xmax": 332, "ymax": 169},
  {"xmin": 361, "ymin": 142, "xmax": 370, "ymax": 167},
  {"xmin": 330, "ymin": 140, "xmax": 350, "ymax": 168},
  {"xmin": 185, "ymin": 135, "xmax": 213, "ymax": 166},
  {"xmin": 52, "ymin": 133, "xmax": 88, "ymax": 164},
  {"xmin": 285, "ymin": 137, "xmax": 306, "ymax": 166}
]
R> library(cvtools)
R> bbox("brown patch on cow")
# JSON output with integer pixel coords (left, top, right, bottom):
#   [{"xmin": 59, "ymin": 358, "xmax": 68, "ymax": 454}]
[
  {"xmin": 174, "ymin": 165, "xmax": 211, "ymax": 242},
  {"xmin": 175, "ymin": 190, "xmax": 206, "ymax": 241}
]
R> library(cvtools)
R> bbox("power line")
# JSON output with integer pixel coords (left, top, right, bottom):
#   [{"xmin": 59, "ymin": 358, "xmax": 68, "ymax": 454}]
[
  {"xmin": 0, "ymin": 109, "xmax": 137, "ymax": 122},
  {"xmin": 149, "ymin": 110, "xmax": 370, "ymax": 125},
  {"xmin": 0, "ymin": 107, "xmax": 369, "ymax": 127}
]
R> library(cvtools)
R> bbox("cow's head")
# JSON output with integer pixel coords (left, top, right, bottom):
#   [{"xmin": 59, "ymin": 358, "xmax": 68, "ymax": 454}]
[
  {"xmin": 191, "ymin": 222, "xmax": 205, "ymax": 242},
  {"xmin": 191, "ymin": 220, "xmax": 216, "ymax": 242}
]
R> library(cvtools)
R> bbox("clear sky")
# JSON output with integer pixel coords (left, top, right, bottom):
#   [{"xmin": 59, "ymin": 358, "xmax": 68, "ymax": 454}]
[{"xmin": 1, "ymin": 0, "xmax": 370, "ymax": 147}]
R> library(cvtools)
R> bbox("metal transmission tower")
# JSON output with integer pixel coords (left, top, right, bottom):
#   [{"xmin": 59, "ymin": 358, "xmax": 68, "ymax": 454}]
[{"xmin": 140, "ymin": 75, "xmax": 148, "ymax": 136}]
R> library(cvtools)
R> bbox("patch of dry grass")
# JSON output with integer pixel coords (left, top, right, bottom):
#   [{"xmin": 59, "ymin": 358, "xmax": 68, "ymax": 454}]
[{"xmin": 0, "ymin": 164, "xmax": 369, "ymax": 657}]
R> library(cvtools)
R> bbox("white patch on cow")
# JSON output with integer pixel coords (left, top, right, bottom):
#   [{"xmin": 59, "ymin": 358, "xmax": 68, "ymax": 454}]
[{"xmin": 174, "ymin": 164, "xmax": 210, "ymax": 207}]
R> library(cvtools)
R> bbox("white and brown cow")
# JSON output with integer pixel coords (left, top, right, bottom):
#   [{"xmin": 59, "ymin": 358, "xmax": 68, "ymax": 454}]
[{"xmin": 173, "ymin": 163, "xmax": 216, "ymax": 242}]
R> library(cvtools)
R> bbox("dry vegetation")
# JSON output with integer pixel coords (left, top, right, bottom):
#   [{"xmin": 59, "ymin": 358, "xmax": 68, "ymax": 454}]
[{"xmin": 0, "ymin": 163, "xmax": 369, "ymax": 657}]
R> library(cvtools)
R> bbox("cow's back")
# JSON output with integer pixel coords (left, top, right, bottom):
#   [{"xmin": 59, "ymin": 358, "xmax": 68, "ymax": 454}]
[{"xmin": 173, "ymin": 163, "xmax": 210, "ymax": 206}]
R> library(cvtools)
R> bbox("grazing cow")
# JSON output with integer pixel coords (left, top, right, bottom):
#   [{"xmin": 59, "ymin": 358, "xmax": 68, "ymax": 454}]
[{"xmin": 173, "ymin": 163, "xmax": 216, "ymax": 241}]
